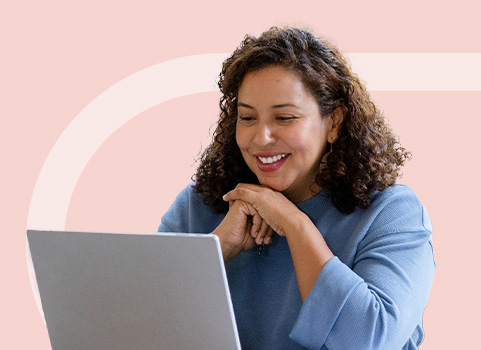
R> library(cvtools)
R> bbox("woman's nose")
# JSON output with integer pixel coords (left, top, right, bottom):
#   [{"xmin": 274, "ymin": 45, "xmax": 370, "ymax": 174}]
[{"xmin": 253, "ymin": 122, "xmax": 276, "ymax": 146}]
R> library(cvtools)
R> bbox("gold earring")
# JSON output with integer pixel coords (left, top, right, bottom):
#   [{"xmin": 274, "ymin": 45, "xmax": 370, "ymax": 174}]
[{"xmin": 320, "ymin": 142, "xmax": 333, "ymax": 168}]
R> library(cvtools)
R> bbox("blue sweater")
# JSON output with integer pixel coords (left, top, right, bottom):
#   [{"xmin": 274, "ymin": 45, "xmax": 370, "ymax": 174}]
[{"xmin": 158, "ymin": 184, "xmax": 435, "ymax": 350}]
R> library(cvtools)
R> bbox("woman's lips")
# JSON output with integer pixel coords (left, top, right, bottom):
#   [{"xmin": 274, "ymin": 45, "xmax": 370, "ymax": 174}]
[{"xmin": 255, "ymin": 153, "xmax": 289, "ymax": 172}]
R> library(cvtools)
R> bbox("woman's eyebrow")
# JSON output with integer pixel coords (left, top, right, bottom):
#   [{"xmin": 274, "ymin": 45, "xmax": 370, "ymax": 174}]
[
  {"xmin": 271, "ymin": 103, "xmax": 299, "ymax": 109},
  {"xmin": 237, "ymin": 102, "xmax": 300, "ymax": 109},
  {"xmin": 237, "ymin": 102, "xmax": 254, "ymax": 109}
]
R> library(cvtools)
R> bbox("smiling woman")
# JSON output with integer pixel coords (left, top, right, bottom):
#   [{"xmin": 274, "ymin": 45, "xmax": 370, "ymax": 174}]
[{"xmin": 158, "ymin": 27, "xmax": 434, "ymax": 350}]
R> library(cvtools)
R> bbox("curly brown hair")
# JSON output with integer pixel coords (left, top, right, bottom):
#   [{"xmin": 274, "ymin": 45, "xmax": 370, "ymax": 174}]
[{"xmin": 193, "ymin": 26, "xmax": 410, "ymax": 214}]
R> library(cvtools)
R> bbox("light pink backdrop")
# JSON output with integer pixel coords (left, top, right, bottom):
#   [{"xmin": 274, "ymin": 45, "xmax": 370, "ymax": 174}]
[{"xmin": 2, "ymin": 1, "xmax": 480, "ymax": 348}]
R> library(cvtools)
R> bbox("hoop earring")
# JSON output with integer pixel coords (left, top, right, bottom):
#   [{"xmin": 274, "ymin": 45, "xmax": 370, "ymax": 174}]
[{"xmin": 320, "ymin": 142, "xmax": 333, "ymax": 168}]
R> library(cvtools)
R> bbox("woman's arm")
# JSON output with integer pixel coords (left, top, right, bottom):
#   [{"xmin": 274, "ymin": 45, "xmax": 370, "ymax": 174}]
[
  {"xmin": 223, "ymin": 183, "xmax": 435, "ymax": 350},
  {"xmin": 283, "ymin": 211, "xmax": 334, "ymax": 301}
]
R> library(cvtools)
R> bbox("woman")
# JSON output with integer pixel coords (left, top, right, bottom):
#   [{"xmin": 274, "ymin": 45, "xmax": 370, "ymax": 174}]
[{"xmin": 158, "ymin": 27, "xmax": 434, "ymax": 350}]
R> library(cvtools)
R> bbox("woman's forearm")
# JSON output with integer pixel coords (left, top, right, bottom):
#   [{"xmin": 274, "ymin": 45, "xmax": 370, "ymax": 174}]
[{"xmin": 285, "ymin": 211, "xmax": 334, "ymax": 302}]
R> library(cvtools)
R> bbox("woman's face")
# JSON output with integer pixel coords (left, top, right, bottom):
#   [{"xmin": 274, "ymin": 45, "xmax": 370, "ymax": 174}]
[{"xmin": 236, "ymin": 65, "xmax": 333, "ymax": 203}]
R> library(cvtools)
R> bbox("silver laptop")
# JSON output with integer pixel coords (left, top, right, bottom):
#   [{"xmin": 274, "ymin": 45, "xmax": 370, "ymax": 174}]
[{"xmin": 27, "ymin": 230, "xmax": 241, "ymax": 350}]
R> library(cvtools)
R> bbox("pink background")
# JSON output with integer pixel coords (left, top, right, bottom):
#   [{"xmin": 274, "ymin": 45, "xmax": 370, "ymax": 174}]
[{"xmin": 2, "ymin": 1, "xmax": 480, "ymax": 348}]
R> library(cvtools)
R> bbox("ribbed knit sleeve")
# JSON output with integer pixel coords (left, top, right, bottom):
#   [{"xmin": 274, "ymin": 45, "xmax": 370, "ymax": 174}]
[{"xmin": 290, "ymin": 187, "xmax": 435, "ymax": 350}]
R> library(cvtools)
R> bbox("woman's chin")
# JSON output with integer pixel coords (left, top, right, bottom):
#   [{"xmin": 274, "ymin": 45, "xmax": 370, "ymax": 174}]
[{"xmin": 257, "ymin": 179, "xmax": 289, "ymax": 193}]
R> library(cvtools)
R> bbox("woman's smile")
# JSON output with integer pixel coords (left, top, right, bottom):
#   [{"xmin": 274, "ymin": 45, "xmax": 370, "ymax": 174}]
[{"xmin": 255, "ymin": 153, "xmax": 290, "ymax": 172}]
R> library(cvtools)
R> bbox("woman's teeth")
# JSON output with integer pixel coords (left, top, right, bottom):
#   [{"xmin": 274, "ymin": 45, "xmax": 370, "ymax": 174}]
[{"xmin": 257, "ymin": 154, "xmax": 288, "ymax": 164}]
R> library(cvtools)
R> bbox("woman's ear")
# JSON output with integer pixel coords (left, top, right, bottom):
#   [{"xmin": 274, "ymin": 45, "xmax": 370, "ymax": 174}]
[{"xmin": 328, "ymin": 107, "xmax": 344, "ymax": 143}]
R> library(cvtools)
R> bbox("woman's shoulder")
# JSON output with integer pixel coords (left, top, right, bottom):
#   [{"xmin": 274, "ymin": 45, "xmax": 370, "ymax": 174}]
[
  {"xmin": 371, "ymin": 184, "xmax": 419, "ymax": 205},
  {"xmin": 166, "ymin": 182, "xmax": 218, "ymax": 217},
  {"xmin": 172, "ymin": 182, "xmax": 205, "ymax": 204},
  {"xmin": 158, "ymin": 183, "xmax": 224, "ymax": 233},
  {"xmin": 370, "ymin": 184, "xmax": 424, "ymax": 214},
  {"xmin": 367, "ymin": 184, "xmax": 432, "ymax": 236}
]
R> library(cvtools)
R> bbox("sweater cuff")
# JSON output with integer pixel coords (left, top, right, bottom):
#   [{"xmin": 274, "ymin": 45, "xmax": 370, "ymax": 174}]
[{"xmin": 289, "ymin": 256, "xmax": 363, "ymax": 349}]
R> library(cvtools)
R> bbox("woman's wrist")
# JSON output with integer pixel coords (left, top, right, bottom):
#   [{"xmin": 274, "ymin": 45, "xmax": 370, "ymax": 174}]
[{"xmin": 281, "ymin": 210, "xmax": 309, "ymax": 239}]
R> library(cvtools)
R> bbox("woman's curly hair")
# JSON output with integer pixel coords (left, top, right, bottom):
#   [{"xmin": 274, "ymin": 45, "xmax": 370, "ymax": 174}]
[{"xmin": 193, "ymin": 26, "xmax": 410, "ymax": 214}]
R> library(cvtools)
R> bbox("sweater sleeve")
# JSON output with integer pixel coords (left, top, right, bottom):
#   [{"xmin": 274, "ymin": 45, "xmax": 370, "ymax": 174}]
[{"xmin": 290, "ymin": 188, "xmax": 435, "ymax": 350}]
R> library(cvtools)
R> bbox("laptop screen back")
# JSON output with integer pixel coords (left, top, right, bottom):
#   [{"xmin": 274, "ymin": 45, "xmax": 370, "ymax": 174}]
[{"xmin": 27, "ymin": 230, "xmax": 241, "ymax": 350}]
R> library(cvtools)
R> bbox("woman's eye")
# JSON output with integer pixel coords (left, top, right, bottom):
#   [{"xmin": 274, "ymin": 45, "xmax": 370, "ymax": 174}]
[
  {"xmin": 238, "ymin": 115, "xmax": 255, "ymax": 122},
  {"xmin": 276, "ymin": 116, "xmax": 297, "ymax": 122}
]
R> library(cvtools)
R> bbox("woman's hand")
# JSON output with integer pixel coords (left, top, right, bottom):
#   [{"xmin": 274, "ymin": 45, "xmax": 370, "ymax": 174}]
[
  {"xmin": 213, "ymin": 199, "xmax": 272, "ymax": 262},
  {"xmin": 223, "ymin": 183, "xmax": 303, "ymax": 239},
  {"xmin": 224, "ymin": 183, "xmax": 334, "ymax": 301}
]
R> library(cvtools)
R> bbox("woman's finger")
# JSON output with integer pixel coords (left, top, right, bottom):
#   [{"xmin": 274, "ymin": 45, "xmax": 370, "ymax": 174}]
[
  {"xmin": 237, "ymin": 200, "xmax": 262, "ymax": 239},
  {"xmin": 256, "ymin": 220, "xmax": 271, "ymax": 245},
  {"xmin": 223, "ymin": 186, "xmax": 257, "ymax": 204},
  {"xmin": 257, "ymin": 220, "xmax": 270, "ymax": 243},
  {"xmin": 251, "ymin": 212, "xmax": 262, "ymax": 238},
  {"xmin": 264, "ymin": 227, "xmax": 275, "ymax": 244}
]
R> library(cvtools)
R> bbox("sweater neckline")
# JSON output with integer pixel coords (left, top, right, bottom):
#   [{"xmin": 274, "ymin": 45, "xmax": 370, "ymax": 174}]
[{"xmin": 295, "ymin": 189, "xmax": 330, "ymax": 210}]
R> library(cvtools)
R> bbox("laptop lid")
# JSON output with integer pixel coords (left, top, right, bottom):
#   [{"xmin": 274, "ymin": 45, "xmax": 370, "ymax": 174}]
[{"xmin": 27, "ymin": 230, "xmax": 241, "ymax": 350}]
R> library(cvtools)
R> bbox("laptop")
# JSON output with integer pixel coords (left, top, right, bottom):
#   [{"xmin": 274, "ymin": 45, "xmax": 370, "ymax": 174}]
[{"xmin": 27, "ymin": 230, "xmax": 241, "ymax": 350}]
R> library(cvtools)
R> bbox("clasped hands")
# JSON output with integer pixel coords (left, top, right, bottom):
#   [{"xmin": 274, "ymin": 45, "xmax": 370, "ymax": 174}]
[{"xmin": 213, "ymin": 183, "xmax": 303, "ymax": 262}]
